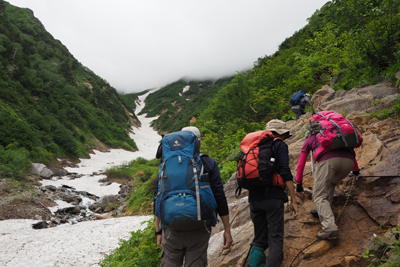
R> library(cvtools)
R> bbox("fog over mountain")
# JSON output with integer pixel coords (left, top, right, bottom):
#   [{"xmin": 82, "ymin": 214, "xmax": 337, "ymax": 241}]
[{"xmin": 8, "ymin": 0, "xmax": 328, "ymax": 93}]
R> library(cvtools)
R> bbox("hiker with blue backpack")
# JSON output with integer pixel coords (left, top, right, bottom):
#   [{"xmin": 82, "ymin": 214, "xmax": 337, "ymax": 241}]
[
  {"xmin": 290, "ymin": 90, "xmax": 312, "ymax": 121},
  {"xmin": 295, "ymin": 111, "xmax": 362, "ymax": 240},
  {"xmin": 154, "ymin": 126, "xmax": 233, "ymax": 267},
  {"xmin": 236, "ymin": 120, "xmax": 298, "ymax": 267}
]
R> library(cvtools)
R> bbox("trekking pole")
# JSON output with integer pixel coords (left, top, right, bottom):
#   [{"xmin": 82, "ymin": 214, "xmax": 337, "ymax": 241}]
[
  {"xmin": 357, "ymin": 175, "xmax": 400, "ymax": 178},
  {"xmin": 287, "ymin": 174, "xmax": 357, "ymax": 267},
  {"xmin": 242, "ymin": 244, "xmax": 252, "ymax": 267}
]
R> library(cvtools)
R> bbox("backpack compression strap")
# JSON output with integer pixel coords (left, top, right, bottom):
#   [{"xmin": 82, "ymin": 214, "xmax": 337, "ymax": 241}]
[
  {"xmin": 158, "ymin": 161, "xmax": 166, "ymax": 196},
  {"xmin": 191, "ymin": 158, "xmax": 204, "ymax": 221}
]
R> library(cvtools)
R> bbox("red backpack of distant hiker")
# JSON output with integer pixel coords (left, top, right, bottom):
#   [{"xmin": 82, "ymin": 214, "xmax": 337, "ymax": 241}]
[
  {"xmin": 236, "ymin": 130, "xmax": 286, "ymax": 196},
  {"xmin": 308, "ymin": 110, "xmax": 363, "ymax": 161}
]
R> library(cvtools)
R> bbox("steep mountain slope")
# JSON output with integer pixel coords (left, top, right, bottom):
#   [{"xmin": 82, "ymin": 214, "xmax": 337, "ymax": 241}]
[
  {"xmin": 0, "ymin": 1, "xmax": 138, "ymax": 177},
  {"xmin": 208, "ymin": 83, "xmax": 400, "ymax": 267},
  {"xmin": 191, "ymin": 0, "xmax": 400, "ymax": 168},
  {"xmin": 139, "ymin": 77, "xmax": 234, "ymax": 133}
]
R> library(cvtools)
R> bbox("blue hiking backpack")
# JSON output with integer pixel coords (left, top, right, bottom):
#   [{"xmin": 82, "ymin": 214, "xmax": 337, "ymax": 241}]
[
  {"xmin": 154, "ymin": 130, "xmax": 217, "ymax": 231},
  {"xmin": 290, "ymin": 90, "xmax": 306, "ymax": 107}
]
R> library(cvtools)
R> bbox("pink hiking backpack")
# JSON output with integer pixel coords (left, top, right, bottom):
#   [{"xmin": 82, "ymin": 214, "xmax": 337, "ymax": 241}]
[{"xmin": 308, "ymin": 110, "xmax": 363, "ymax": 161}]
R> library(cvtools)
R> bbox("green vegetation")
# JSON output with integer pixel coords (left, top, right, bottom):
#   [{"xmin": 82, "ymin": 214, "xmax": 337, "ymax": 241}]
[
  {"xmin": 191, "ymin": 0, "xmax": 400, "ymax": 178},
  {"xmin": 140, "ymin": 77, "xmax": 234, "ymax": 133},
  {"xmin": 99, "ymin": 219, "xmax": 161, "ymax": 267},
  {"xmin": 368, "ymin": 95, "xmax": 400, "ymax": 120},
  {"xmin": 119, "ymin": 90, "xmax": 149, "ymax": 122},
  {"xmin": 2, "ymin": 0, "xmax": 400, "ymax": 265},
  {"xmin": 0, "ymin": 1, "xmax": 137, "ymax": 179},
  {"xmin": 101, "ymin": 158, "xmax": 161, "ymax": 265},
  {"xmin": 106, "ymin": 157, "xmax": 160, "ymax": 214},
  {"xmin": 363, "ymin": 224, "xmax": 400, "ymax": 266}
]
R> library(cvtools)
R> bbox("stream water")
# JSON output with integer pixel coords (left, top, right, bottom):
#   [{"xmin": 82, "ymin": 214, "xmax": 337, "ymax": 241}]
[{"xmin": 0, "ymin": 89, "xmax": 161, "ymax": 267}]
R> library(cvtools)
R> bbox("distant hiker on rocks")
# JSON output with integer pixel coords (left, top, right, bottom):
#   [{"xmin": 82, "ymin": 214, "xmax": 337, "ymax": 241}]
[
  {"xmin": 154, "ymin": 126, "xmax": 233, "ymax": 267},
  {"xmin": 295, "ymin": 111, "xmax": 362, "ymax": 240},
  {"xmin": 238, "ymin": 120, "xmax": 298, "ymax": 267},
  {"xmin": 290, "ymin": 90, "xmax": 312, "ymax": 121}
]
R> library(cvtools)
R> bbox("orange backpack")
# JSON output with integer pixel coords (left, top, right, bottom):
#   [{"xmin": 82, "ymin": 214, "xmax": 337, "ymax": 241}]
[{"xmin": 236, "ymin": 130, "xmax": 285, "ymax": 196}]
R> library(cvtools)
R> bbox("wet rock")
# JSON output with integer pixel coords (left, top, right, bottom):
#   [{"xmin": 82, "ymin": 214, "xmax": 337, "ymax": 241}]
[
  {"xmin": 44, "ymin": 185, "xmax": 56, "ymax": 192},
  {"xmin": 51, "ymin": 167, "xmax": 68, "ymax": 176},
  {"xmin": 60, "ymin": 193, "xmax": 82, "ymax": 205},
  {"xmin": 50, "ymin": 217, "xmax": 61, "ymax": 224},
  {"xmin": 89, "ymin": 195, "xmax": 119, "ymax": 213},
  {"xmin": 60, "ymin": 216, "xmax": 69, "ymax": 224},
  {"xmin": 32, "ymin": 221, "xmax": 48, "ymax": 229},
  {"xmin": 57, "ymin": 206, "xmax": 81, "ymax": 215},
  {"xmin": 61, "ymin": 184, "xmax": 75, "ymax": 190}
]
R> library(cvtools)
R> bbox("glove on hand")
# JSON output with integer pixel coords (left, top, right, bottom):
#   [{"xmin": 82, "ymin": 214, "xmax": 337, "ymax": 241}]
[
  {"xmin": 349, "ymin": 170, "xmax": 360, "ymax": 177},
  {"xmin": 296, "ymin": 183, "xmax": 304, "ymax": 192}
]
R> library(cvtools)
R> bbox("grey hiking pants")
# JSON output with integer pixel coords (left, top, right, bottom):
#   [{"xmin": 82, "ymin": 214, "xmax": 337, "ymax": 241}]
[
  {"xmin": 292, "ymin": 107, "xmax": 305, "ymax": 121},
  {"xmin": 160, "ymin": 226, "xmax": 211, "ymax": 267},
  {"xmin": 313, "ymin": 157, "xmax": 354, "ymax": 232}
]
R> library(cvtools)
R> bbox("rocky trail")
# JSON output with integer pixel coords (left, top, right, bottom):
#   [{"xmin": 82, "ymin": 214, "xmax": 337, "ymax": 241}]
[{"xmin": 207, "ymin": 83, "xmax": 400, "ymax": 267}]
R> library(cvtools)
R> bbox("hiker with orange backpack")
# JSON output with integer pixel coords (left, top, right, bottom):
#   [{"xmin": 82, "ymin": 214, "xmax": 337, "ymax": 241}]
[
  {"xmin": 295, "ymin": 111, "xmax": 362, "ymax": 240},
  {"xmin": 237, "ymin": 120, "xmax": 298, "ymax": 267}
]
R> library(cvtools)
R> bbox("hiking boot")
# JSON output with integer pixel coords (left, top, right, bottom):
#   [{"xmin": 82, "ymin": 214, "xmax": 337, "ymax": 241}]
[
  {"xmin": 310, "ymin": 209, "xmax": 319, "ymax": 218},
  {"xmin": 316, "ymin": 230, "xmax": 340, "ymax": 240}
]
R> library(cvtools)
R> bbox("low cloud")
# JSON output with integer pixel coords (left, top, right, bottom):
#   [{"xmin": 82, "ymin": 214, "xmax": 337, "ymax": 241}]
[{"xmin": 9, "ymin": 0, "xmax": 329, "ymax": 93}]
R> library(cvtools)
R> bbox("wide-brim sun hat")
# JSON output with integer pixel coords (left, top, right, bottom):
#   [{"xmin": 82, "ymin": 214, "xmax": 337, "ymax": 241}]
[
  {"xmin": 181, "ymin": 126, "xmax": 201, "ymax": 141},
  {"xmin": 265, "ymin": 119, "xmax": 291, "ymax": 136}
]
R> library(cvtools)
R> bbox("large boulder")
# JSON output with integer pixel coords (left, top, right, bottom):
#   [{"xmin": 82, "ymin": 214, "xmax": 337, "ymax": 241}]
[
  {"xmin": 31, "ymin": 163, "xmax": 54, "ymax": 179},
  {"xmin": 89, "ymin": 195, "xmax": 119, "ymax": 213}
]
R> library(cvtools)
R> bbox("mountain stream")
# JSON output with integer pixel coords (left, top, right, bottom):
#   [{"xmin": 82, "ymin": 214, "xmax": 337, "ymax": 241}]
[{"xmin": 0, "ymin": 90, "xmax": 161, "ymax": 267}]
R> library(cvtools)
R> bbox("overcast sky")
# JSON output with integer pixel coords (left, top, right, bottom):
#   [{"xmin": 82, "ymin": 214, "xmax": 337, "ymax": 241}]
[{"xmin": 8, "ymin": 0, "xmax": 328, "ymax": 94}]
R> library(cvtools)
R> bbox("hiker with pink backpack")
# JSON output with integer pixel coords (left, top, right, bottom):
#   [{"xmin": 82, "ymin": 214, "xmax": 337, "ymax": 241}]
[{"xmin": 295, "ymin": 110, "xmax": 362, "ymax": 240}]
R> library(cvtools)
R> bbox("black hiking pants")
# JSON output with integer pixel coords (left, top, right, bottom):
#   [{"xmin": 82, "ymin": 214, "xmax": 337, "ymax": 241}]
[{"xmin": 250, "ymin": 198, "xmax": 284, "ymax": 267}]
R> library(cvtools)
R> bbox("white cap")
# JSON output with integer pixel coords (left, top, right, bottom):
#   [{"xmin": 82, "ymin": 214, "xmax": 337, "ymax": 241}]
[{"xmin": 181, "ymin": 126, "xmax": 201, "ymax": 141}]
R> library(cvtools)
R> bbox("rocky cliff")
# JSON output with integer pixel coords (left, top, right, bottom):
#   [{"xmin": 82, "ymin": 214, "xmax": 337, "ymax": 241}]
[{"xmin": 208, "ymin": 82, "xmax": 400, "ymax": 267}]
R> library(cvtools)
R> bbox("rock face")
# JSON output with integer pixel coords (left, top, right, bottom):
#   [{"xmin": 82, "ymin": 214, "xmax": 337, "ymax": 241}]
[
  {"xmin": 208, "ymin": 82, "xmax": 400, "ymax": 267},
  {"xmin": 31, "ymin": 163, "xmax": 54, "ymax": 179}
]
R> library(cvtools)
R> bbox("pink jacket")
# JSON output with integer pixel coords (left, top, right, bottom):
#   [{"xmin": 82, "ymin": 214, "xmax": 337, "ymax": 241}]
[{"xmin": 296, "ymin": 135, "xmax": 359, "ymax": 184}]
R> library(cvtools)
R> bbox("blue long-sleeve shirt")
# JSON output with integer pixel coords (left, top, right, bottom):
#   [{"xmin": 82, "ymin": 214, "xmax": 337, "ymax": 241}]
[
  {"xmin": 248, "ymin": 139, "xmax": 293, "ymax": 203},
  {"xmin": 201, "ymin": 155, "xmax": 229, "ymax": 216}
]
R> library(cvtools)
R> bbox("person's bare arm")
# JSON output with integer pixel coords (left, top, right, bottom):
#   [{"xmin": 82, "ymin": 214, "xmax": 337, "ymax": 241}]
[
  {"xmin": 155, "ymin": 216, "xmax": 162, "ymax": 247},
  {"xmin": 285, "ymin": 180, "xmax": 298, "ymax": 219},
  {"xmin": 220, "ymin": 214, "xmax": 233, "ymax": 249}
]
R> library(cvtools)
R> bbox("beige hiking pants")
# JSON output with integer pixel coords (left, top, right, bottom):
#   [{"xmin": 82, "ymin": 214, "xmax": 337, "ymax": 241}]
[{"xmin": 313, "ymin": 157, "xmax": 354, "ymax": 232}]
